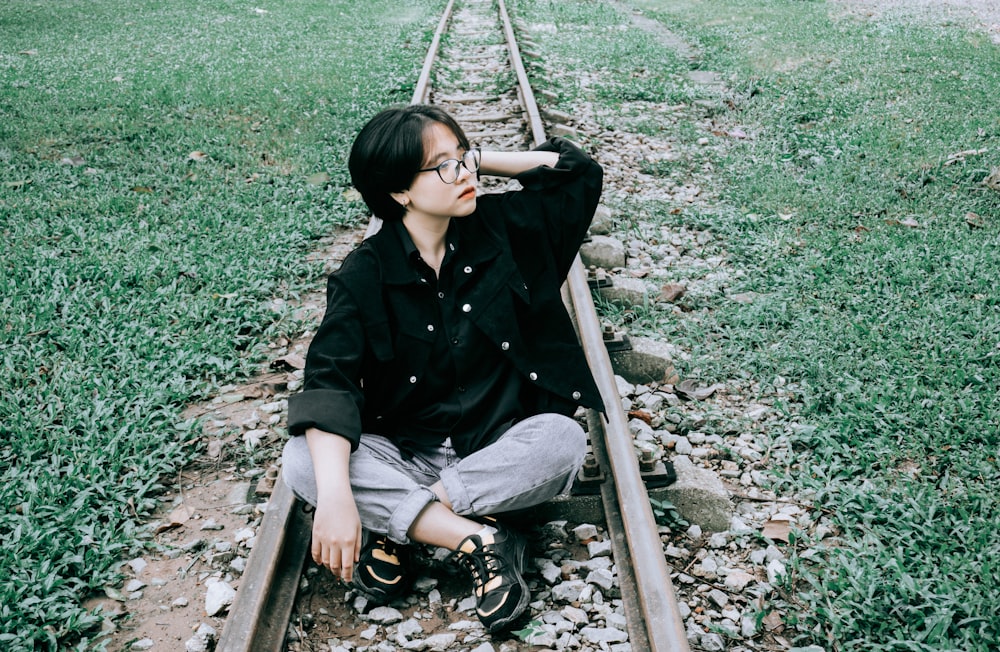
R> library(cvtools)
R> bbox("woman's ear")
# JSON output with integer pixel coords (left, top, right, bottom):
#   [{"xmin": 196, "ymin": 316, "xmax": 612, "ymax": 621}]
[{"xmin": 390, "ymin": 191, "xmax": 409, "ymax": 209}]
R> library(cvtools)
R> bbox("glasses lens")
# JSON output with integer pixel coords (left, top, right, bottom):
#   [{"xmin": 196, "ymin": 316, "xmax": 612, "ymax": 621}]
[
  {"xmin": 439, "ymin": 159, "xmax": 460, "ymax": 184},
  {"xmin": 464, "ymin": 148, "xmax": 481, "ymax": 173}
]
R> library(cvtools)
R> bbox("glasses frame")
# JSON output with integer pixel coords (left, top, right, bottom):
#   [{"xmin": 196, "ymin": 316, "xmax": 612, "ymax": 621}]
[{"xmin": 418, "ymin": 147, "xmax": 481, "ymax": 184}]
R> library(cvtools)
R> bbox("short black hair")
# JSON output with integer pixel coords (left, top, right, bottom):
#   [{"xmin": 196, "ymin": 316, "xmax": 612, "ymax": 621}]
[{"xmin": 348, "ymin": 104, "xmax": 470, "ymax": 222}]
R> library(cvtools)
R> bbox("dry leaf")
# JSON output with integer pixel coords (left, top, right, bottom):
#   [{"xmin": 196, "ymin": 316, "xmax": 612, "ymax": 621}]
[
  {"xmin": 675, "ymin": 379, "xmax": 721, "ymax": 401},
  {"xmin": 155, "ymin": 504, "xmax": 194, "ymax": 533},
  {"xmin": 19, "ymin": 49, "xmax": 38, "ymax": 56},
  {"xmin": 944, "ymin": 148, "xmax": 988, "ymax": 166},
  {"xmin": 188, "ymin": 151, "xmax": 208, "ymax": 162},
  {"xmin": 984, "ymin": 168, "xmax": 1000, "ymax": 192},
  {"xmin": 131, "ymin": 186, "xmax": 153, "ymax": 193},
  {"xmin": 60, "ymin": 156, "xmax": 85, "ymax": 167},
  {"xmin": 271, "ymin": 353, "xmax": 306, "ymax": 370},
  {"xmin": 243, "ymin": 428, "xmax": 268, "ymax": 449},
  {"xmin": 657, "ymin": 283, "xmax": 686, "ymax": 303},
  {"xmin": 628, "ymin": 409, "xmax": 653, "ymax": 425},
  {"xmin": 342, "ymin": 188, "xmax": 362, "ymax": 201},
  {"xmin": 762, "ymin": 610, "xmax": 785, "ymax": 632},
  {"xmin": 762, "ymin": 518, "xmax": 791, "ymax": 543},
  {"xmin": 966, "ymin": 212, "xmax": 984, "ymax": 229},
  {"xmin": 886, "ymin": 218, "xmax": 921, "ymax": 228}
]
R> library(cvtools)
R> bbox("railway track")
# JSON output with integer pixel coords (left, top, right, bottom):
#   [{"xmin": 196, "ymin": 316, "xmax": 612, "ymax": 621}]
[{"xmin": 218, "ymin": 0, "xmax": 689, "ymax": 650}]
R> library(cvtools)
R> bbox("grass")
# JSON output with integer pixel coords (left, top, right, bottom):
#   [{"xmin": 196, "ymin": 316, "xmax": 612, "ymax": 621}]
[
  {"xmin": 0, "ymin": 0, "xmax": 441, "ymax": 649},
  {"xmin": 515, "ymin": 0, "xmax": 1000, "ymax": 649}
]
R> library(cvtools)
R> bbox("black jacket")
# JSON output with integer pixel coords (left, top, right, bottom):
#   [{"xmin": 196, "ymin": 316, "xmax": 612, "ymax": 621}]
[{"xmin": 287, "ymin": 137, "xmax": 603, "ymax": 454}]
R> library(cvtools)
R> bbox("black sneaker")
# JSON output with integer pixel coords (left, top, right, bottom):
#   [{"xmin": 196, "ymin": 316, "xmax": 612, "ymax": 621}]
[
  {"xmin": 453, "ymin": 525, "xmax": 530, "ymax": 633},
  {"xmin": 352, "ymin": 535, "xmax": 411, "ymax": 605}
]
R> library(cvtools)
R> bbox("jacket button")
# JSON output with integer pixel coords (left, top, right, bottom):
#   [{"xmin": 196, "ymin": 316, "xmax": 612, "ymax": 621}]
[
  {"xmin": 438, "ymin": 291, "xmax": 445, "ymax": 299},
  {"xmin": 462, "ymin": 303, "xmax": 471, "ymax": 313},
  {"xmin": 464, "ymin": 265, "xmax": 473, "ymax": 274},
  {"xmin": 427, "ymin": 324, "xmax": 434, "ymax": 332},
  {"xmin": 572, "ymin": 391, "xmax": 582, "ymax": 400},
  {"xmin": 409, "ymin": 375, "xmax": 417, "ymax": 383},
  {"xmin": 529, "ymin": 372, "xmax": 538, "ymax": 381},
  {"xmin": 501, "ymin": 341, "xmax": 510, "ymax": 351}
]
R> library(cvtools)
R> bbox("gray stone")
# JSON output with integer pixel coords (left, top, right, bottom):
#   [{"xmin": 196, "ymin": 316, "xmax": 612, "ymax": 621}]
[
  {"xmin": 660, "ymin": 455, "xmax": 732, "ymax": 532},
  {"xmin": 767, "ymin": 559, "xmax": 786, "ymax": 583},
  {"xmin": 580, "ymin": 235, "xmax": 626, "ymax": 270},
  {"xmin": 124, "ymin": 579, "xmax": 146, "ymax": 593},
  {"xmin": 551, "ymin": 580, "xmax": 588, "ymax": 603},
  {"xmin": 599, "ymin": 276, "xmax": 649, "ymax": 308},
  {"xmin": 131, "ymin": 639, "xmax": 154, "ymax": 650},
  {"xmin": 423, "ymin": 633, "xmax": 458, "ymax": 651},
  {"xmin": 127, "ymin": 558, "xmax": 148, "ymax": 575},
  {"xmin": 184, "ymin": 623, "xmax": 217, "ymax": 652},
  {"xmin": 578, "ymin": 556, "xmax": 613, "ymax": 573},
  {"xmin": 724, "ymin": 569, "xmax": 755, "ymax": 591},
  {"xmin": 413, "ymin": 576, "xmax": 438, "ymax": 593},
  {"xmin": 609, "ymin": 336, "xmax": 676, "ymax": 385},
  {"xmin": 701, "ymin": 632, "xmax": 726, "ymax": 651},
  {"xmin": 446, "ymin": 619, "xmax": 481, "ymax": 631},
  {"xmin": 524, "ymin": 628, "xmax": 558, "ymax": 647},
  {"xmin": 366, "ymin": 606, "xmax": 404, "ymax": 625},
  {"xmin": 204, "ymin": 579, "xmax": 235, "ymax": 617},
  {"xmin": 470, "ymin": 644, "xmax": 496, "ymax": 652},
  {"xmin": 580, "ymin": 626, "xmax": 629, "ymax": 644},
  {"xmin": 538, "ymin": 559, "xmax": 563, "ymax": 585},
  {"xmin": 590, "ymin": 205, "xmax": 614, "ymax": 235},
  {"xmin": 562, "ymin": 605, "xmax": 589, "ymax": 625},
  {"xmin": 586, "ymin": 568, "xmax": 616, "ymax": 592},
  {"xmin": 708, "ymin": 588, "xmax": 729, "ymax": 608},
  {"xmin": 573, "ymin": 523, "xmax": 599, "ymax": 542},
  {"xmin": 587, "ymin": 539, "xmax": 613, "ymax": 558},
  {"xmin": 607, "ymin": 612, "xmax": 628, "ymax": 630},
  {"xmin": 397, "ymin": 618, "xmax": 423, "ymax": 638},
  {"xmin": 457, "ymin": 595, "xmax": 477, "ymax": 612}
]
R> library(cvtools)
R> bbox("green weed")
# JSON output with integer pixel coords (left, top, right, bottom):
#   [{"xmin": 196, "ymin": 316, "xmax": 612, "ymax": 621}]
[{"xmin": 0, "ymin": 0, "xmax": 438, "ymax": 648}]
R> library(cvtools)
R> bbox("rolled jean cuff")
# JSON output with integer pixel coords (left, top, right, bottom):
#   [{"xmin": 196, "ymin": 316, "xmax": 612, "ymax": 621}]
[
  {"xmin": 439, "ymin": 466, "xmax": 473, "ymax": 516},
  {"xmin": 387, "ymin": 485, "xmax": 439, "ymax": 544}
]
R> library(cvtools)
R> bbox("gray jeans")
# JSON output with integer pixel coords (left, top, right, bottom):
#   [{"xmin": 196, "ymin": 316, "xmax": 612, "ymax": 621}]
[{"xmin": 281, "ymin": 413, "xmax": 586, "ymax": 545}]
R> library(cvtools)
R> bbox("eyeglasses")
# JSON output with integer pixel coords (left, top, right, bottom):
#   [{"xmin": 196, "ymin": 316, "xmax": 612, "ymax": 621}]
[{"xmin": 418, "ymin": 148, "xmax": 481, "ymax": 184}]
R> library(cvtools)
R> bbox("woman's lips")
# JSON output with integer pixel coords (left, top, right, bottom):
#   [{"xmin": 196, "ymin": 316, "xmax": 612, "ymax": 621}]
[{"xmin": 459, "ymin": 186, "xmax": 476, "ymax": 200}]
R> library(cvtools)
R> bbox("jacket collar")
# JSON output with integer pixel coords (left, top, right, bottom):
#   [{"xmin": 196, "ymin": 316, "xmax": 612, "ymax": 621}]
[{"xmin": 376, "ymin": 216, "xmax": 502, "ymax": 285}]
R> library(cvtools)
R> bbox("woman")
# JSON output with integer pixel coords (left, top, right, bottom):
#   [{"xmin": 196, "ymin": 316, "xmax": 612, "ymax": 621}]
[{"xmin": 282, "ymin": 104, "xmax": 603, "ymax": 633}]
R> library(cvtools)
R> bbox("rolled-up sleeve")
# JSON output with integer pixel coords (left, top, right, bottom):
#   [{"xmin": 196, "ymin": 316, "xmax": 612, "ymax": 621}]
[
  {"xmin": 505, "ymin": 137, "xmax": 603, "ymax": 278},
  {"xmin": 286, "ymin": 275, "xmax": 365, "ymax": 450}
]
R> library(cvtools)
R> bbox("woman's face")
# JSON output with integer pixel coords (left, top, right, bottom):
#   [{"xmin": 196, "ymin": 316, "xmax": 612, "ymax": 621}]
[{"xmin": 396, "ymin": 122, "xmax": 477, "ymax": 222}]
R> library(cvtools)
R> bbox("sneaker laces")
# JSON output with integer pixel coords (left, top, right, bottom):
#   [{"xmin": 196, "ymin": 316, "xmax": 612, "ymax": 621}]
[{"xmin": 452, "ymin": 539, "xmax": 506, "ymax": 595}]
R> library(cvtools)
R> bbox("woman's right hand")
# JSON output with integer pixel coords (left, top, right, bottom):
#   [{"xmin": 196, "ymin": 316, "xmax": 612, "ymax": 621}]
[
  {"xmin": 311, "ymin": 489, "xmax": 363, "ymax": 583},
  {"xmin": 304, "ymin": 427, "xmax": 362, "ymax": 583}
]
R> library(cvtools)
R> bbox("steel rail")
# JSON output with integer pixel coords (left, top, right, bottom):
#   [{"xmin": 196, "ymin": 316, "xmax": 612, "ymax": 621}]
[
  {"xmin": 412, "ymin": 0, "xmax": 456, "ymax": 105},
  {"xmin": 217, "ymin": 476, "xmax": 312, "ymax": 652},
  {"xmin": 495, "ymin": 1, "xmax": 690, "ymax": 649}
]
